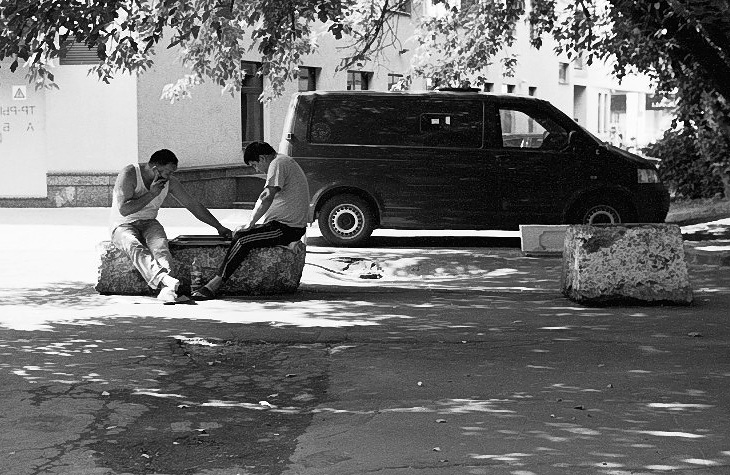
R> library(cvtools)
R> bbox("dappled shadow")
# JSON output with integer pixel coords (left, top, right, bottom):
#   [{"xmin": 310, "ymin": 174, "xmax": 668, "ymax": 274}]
[
  {"xmin": 1, "ymin": 261, "xmax": 729, "ymax": 339},
  {"xmin": 280, "ymin": 340, "xmax": 730, "ymax": 473},
  {"xmin": 0, "ymin": 332, "xmax": 331, "ymax": 474},
  {"xmin": 688, "ymin": 264, "xmax": 730, "ymax": 295},
  {"xmin": 2, "ymin": 280, "xmax": 730, "ymax": 473},
  {"xmin": 307, "ymin": 235, "xmax": 521, "ymax": 248},
  {"xmin": 683, "ymin": 222, "xmax": 730, "ymax": 241},
  {"xmin": 0, "ymin": 282, "xmax": 104, "ymax": 307},
  {"xmin": 303, "ymin": 246, "xmax": 563, "ymax": 294}
]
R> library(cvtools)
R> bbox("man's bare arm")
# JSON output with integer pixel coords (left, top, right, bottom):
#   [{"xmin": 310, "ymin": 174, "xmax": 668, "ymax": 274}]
[
  {"xmin": 240, "ymin": 186, "xmax": 279, "ymax": 231},
  {"xmin": 114, "ymin": 166, "xmax": 166, "ymax": 216},
  {"xmin": 168, "ymin": 177, "xmax": 232, "ymax": 237}
]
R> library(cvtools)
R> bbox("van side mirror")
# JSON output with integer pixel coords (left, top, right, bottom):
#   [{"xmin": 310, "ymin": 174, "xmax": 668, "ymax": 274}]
[
  {"xmin": 286, "ymin": 133, "xmax": 297, "ymax": 142},
  {"xmin": 569, "ymin": 131, "xmax": 602, "ymax": 156}
]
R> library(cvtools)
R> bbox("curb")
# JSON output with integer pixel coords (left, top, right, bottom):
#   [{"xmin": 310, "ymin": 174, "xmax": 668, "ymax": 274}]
[{"xmin": 683, "ymin": 242, "xmax": 730, "ymax": 266}]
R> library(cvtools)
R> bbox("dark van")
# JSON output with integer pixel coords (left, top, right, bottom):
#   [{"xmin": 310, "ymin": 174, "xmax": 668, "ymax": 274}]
[{"xmin": 279, "ymin": 90, "xmax": 670, "ymax": 246}]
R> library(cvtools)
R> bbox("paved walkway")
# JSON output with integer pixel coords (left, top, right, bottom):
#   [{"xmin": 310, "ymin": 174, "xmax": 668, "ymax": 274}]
[
  {"xmin": 680, "ymin": 218, "xmax": 730, "ymax": 266},
  {"xmin": 0, "ymin": 208, "xmax": 729, "ymax": 474}
]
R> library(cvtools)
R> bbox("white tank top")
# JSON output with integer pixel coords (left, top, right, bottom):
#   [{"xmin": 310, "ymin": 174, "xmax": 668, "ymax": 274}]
[{"xmin": 109, "ymin": 163, "xmax": 169, "ymax": 233}]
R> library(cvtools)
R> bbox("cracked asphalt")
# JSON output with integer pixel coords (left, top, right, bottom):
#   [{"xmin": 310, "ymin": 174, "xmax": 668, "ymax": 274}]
[{"xmin": 1, "ymin": 208, "xmax": 729, "ymax": 474}]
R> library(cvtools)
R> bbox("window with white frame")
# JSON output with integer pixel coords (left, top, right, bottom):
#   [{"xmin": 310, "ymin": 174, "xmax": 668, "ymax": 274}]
[
  {"xmin": 573, "ymin": 53, "xmax": 585, "ymax": 70},
  {"xmin": 347, "ymin": 71, "xmax": 372, "ymax": 90},
  {"xmin": 387, "ymin": 73, "xmax": 407, "ymax": 90},
  {"xmin": 559, "ymin": 62, "xmax": 570, "ymax": 84},
  {"xmin": 426, "ymin": 77, "xmax": 441, "ymax": 90},
  {"xmin": 298, "ymin": 66, "xmax": 318, "ymax": 92}
]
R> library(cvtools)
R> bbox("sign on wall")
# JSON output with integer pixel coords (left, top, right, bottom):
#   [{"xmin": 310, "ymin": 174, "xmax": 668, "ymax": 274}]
[
  {"xmin": 12, "ymin": 85, "xmax": 27, "ymax": 101},
  {"xmin": 645, "ymin": 94, "xmax": 677, "ymax": 110}
]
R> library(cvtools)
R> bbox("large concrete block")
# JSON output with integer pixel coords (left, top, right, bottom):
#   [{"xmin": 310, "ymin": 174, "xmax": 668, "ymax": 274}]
[
  {"xmin": 95, "ymin": 240, "xmax": 306, "ymax": 296},
  {"xmin": 561, "ymin": 224, "xmax": 693, "ymax": 305}
]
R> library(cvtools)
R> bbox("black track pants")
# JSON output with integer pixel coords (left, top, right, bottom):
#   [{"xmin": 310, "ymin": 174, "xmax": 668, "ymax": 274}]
[{"xmin": 219, "ymin": 221, "xmax": 306, "ymax": 281}]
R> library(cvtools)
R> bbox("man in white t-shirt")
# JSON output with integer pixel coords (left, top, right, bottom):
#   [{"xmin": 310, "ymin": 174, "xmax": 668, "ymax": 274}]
[
  {"xmin": 192, "ymin": 141, "xmax": 310, "ymax": 300},
  {"xmin": 110, "ymin": 149, "xmax": 232, "ymax": 303}
]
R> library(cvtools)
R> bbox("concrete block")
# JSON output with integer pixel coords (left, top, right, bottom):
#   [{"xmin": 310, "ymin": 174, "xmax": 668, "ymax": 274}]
[
  {"xmin": 520, "ymin": 225, "xmax": 568, "ymax": 255},
  {"xmin": 561, "ymin": 224, "xmax": 693, "ymax": 305},
  {"xmin": 95, "ymin": 240, "xmax": 307, "ymax": 296}
]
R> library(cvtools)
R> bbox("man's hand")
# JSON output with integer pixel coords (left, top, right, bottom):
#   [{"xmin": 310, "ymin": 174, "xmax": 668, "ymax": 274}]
[
  {"xmin": 217, "ymin": 226, "xmax": 233, "ymax": 240},
  {"xmin": 232, "ymin": 223, "xmax": 253, "ymax": 239},
  {"xmin": 149, "ymin": 175, "xmax": 168, "ymax": 196}
]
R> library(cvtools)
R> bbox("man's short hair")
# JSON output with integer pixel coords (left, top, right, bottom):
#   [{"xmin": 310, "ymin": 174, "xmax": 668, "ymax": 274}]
[
  {"xmin": 149, "ymin": 149, "xmax": 179, "ymax": 166},
  {"xmin": 244, "ymin": 141, "xmax": 277, "ymax": 165}
]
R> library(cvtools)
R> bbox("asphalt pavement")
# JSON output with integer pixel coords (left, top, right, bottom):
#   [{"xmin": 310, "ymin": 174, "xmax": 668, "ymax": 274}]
[{"xmin": 0, "ymin": 208, "xmax": 729, "ymax": 474}]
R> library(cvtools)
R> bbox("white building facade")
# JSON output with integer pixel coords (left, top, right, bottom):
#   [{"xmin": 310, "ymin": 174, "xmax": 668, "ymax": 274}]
[{"xmin": 0, "ymin": 1, "xmax": 674, "ymax": 207}]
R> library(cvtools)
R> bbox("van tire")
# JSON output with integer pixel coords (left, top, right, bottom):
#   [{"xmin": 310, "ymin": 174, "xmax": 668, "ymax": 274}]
[
  {"xmin": 573, "ymin": 200, "xmax": 634, "ymax": 225},
  {"xmin": 318, "ymin": 194, "xmax": 376, "ymax": 246}
]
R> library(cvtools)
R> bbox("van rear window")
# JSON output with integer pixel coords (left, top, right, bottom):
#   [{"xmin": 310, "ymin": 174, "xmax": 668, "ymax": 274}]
[{"xmin": 309, "ymin": 97, "xmax": 483, "ymax": 148}]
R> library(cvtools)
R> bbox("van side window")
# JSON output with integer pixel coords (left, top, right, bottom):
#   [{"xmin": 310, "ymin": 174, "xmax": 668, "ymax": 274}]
[
  {"xmin": 499, "ymin": 107, "xmax": 568, "ymax": 150},
  {"xmin": 419, "ymin": 109, "xmax": 482, "ymax": 148},
  {"xmin": 309, "ymin": 98, "xmax": 483, "ymax": 148}
]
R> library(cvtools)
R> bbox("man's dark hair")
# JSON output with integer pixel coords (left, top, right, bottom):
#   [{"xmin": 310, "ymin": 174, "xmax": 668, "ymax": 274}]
[
  {"xmin": 244, "ymin": 141, "xmax": 276, "ymax": 165},
  {"xmin": 149, "ymin": 149, "xmax": 179, "ymax": 166}
]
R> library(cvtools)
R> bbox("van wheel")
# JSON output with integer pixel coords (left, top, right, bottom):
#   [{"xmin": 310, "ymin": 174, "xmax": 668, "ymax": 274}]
[
  {"xmin": 318, "ymin": 194, "xmax": 375, "ymax": 246},
  {"xmin": 575, "ymin": 202, "xmax": 632, "ymax": 225}
]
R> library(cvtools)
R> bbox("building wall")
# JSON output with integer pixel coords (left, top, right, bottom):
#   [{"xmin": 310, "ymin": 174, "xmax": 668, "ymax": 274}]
[
  {"xmin": 136, "ymin": 46, "xmax": 243, "ymax": 168},
  {"xmin": 0, "ymin": 65, "xmax": 48, "ymax": 198},
  {"xmin": 46, "ymin": 66, "xmax": 138, "ymax": 173},
  {"xmin": 1, "ymin": 62, "xmax": 138, "ymax": 204}
]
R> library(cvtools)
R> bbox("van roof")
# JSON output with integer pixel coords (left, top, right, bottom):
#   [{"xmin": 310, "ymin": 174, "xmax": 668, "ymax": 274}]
[{"xmin": 296, "ymin": 89, "xmax": 549, "ymax": 104}]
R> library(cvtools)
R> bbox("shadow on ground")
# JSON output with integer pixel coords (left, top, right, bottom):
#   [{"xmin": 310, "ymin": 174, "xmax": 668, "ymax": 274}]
[
  {"xmin": 682, "ymin": 222, "xmax": 730, "ymax": 241},
  {"xmin": 307, "ymin": 235, "xmax": 522, "ymax": 248}
]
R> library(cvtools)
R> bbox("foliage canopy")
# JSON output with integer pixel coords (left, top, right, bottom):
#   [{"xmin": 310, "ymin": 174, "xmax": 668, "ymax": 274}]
[
  {"xmin": 1, "ymin": 0, "xmax": 728, "ymax": 107},
  {"xmin": 3, "ymin": 0, "xmax": 728, "ymax": 193}
]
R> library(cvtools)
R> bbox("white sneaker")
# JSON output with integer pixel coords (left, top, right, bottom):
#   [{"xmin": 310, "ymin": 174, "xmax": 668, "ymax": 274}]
[
  {"xmin": 157, "ymin": 286, "xmax": 179, "ymax": 304},
  {"xmin": 160, "ymin": 275, "xmax": 181, "ymax": 292}
]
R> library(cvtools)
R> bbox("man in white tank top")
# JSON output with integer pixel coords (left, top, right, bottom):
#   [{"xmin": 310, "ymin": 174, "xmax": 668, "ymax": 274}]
[{"xmin": 110, "ymin": 149, "xmax": 232, "ymax": 303}]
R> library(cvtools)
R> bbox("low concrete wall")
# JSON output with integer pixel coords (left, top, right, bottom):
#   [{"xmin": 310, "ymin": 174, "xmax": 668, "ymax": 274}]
[
  {"xmin": 0, "ymin": 164, "xmax": 262, "ymax": 208},
  {"xmin": 96, "ymin": 240, "xmax": 306, "ymax": 296},
  {"xmin": 0, "ymin": 172, "xmax": 116, "ymax": 208},
  {"xmin": 561, "ymin": 224, "xmax": 693, "ymax": 305}
]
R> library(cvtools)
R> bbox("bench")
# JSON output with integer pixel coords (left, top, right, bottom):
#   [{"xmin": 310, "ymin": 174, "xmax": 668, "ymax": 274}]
[
  {"xmin": 95, "ymin": 236, "xmax": 306, "ymax": 296},
  {"xmin": 561, "ymin": 224, "xmax": 693, "ymax": 305}
]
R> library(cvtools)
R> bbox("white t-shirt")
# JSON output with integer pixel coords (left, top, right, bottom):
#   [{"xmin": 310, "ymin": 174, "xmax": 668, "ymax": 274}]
[{"xmin": 261, "ymin": 155, "xmax": 310, "ymax": 228}]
